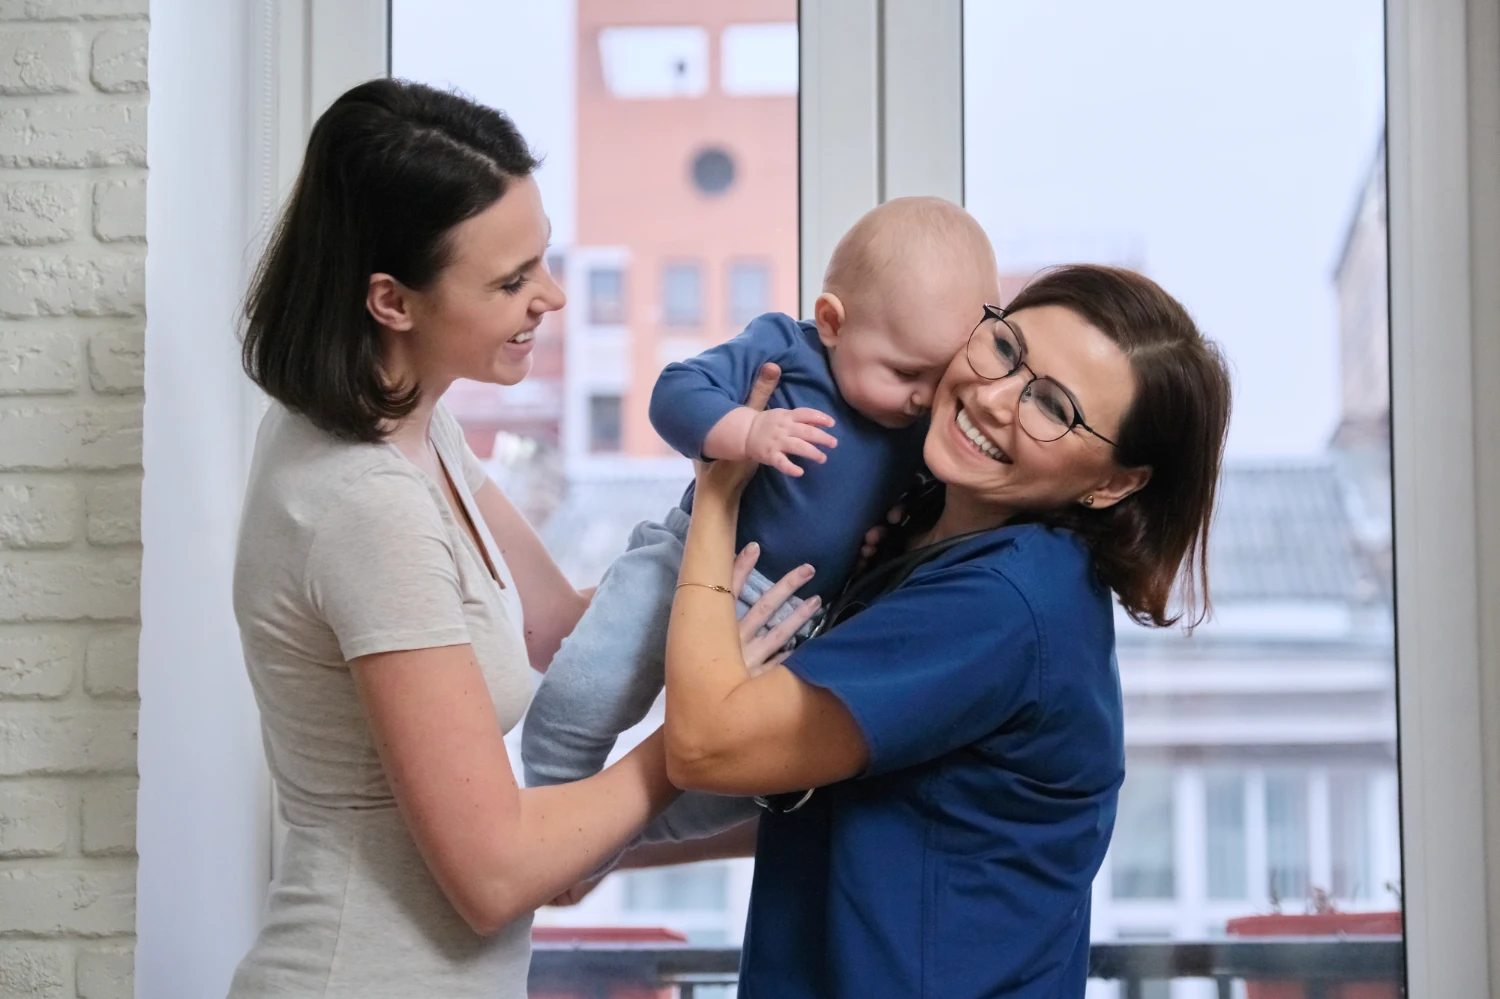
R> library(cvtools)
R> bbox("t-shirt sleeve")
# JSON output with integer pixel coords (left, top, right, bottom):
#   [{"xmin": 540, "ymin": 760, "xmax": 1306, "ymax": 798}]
[
  {"xmin": 648, "ymin": 313, "xmax": 802, "ymax": 459},
  {"xmin": 782, "ymin": 564, "xmax": 1042, "ymax": 776},
  {"xmin": 303, "ymin": 466, "xmax": 473, "ymax": 662}
]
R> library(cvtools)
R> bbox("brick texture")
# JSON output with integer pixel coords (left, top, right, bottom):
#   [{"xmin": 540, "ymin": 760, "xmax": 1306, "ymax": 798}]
[
  {"xmin": 0, "ymin": 480, "xmax": 79, "ymax": 548},
  {"xmin": 0, "ymin": 28, "xmax": 80, "ymax": 95},
  {"xmin": 0, "ymin": 944, "xmax": 70, "ymax": 999},
  {"xmin": 0, "ymin": 4, "xmax": 146, "ymax": 987},
  {"xmin": 0, "ymin": 327, "xmax": 80, "ymax": 394},
  {"xmin": 82, "ymin": 626, "xmax": 134, "ymax": 697},
  {"xmin": 0, "ymin": 182, "xmax": 82, "ymax": 245},
  {"xmin": 75, "ymin": 946, "xmax": 131, "ymax": 999},
  {"xmin": 0, "ymin": 632, "xmax": 78, "ymax": 698},
  {"xmin": 86, "ymin": 327, "xmax": 140, "ymax": 392}
]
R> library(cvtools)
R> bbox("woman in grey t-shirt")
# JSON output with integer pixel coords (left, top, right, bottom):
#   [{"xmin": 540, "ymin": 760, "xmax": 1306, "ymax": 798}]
[{"xmin": 226, "ymin": 80, "xmax": 711, "ymax": 998}]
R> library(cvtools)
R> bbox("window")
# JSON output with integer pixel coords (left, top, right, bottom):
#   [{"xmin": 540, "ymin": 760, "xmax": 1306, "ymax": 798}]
[
  {"xmin": 1266, "ymin": 774, "xmax": 1310, "ymax": 905},
  {"xmin": 728, "ymin": 260, "xmax": 771, "ymax": 328},
  {"xmin": 1205, "ymin": 772, "xmax": 1247, "ymax": 900},
  {"xmin": 690, "ymin": 147, "xmax": 737, "ymax": 195},
  {"xmin": 587, "ymin": 394, "xmax": 622, "ymax": 453},
  {"xmin": 1111, "ymin": 765, "xmax": 1175, "ymax": 900},
  {"xmin": 622, "ymin": 864, "xmax": 729, "ymax": 912},
  {"xmin": 1330, "ymin": 773, "xmax": 1372, "ymax": 900},
  {"xmin": 964, "ymin": 0, "xmax": 1397, "ymax": 958},
  {"xmin": 721, "ymin": 22, "xmax": 799, "ymax": 96},
  {"xmin": 588, "ymin": 267, "xmax": 626, "ymax": 325},
  {"xmin": 662, "ymin": 262, "xmax": 704, "ymax": 326},
  {"xmin": 598, "ymin": 26, "xmax": 708, "ymax": 99}
]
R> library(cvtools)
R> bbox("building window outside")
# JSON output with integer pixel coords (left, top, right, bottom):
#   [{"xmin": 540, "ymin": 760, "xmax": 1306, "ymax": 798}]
[
  {"xmin": 588, "ymin": 394, "xmax": 622, "ymax": 453},
  {"xmin": 1329, "ymin": 772, "xmax": 1373, "ymax": 900},
  {"xmin": 1111, "ymin": 764, "xmax": 1176, "ymax": 900},
  {"xmin": 662, "ymin": 262, "xmax": 704, "ymax": 326},
  {"xmin": 690, "ymin": 147, "xmax": 737, "ymax": 195},
  {"xmin": 622, "ymin": 864, "xmax": 729, "ymax": 912},
  {"xmin": 1205, "ymin": 771, "xmax": 1248, "ymax": 900},
  {"xmin": 721, "ymin": 22, "xmax": 799, "ymax": 96},
  {"xmin": 727, "ymin": 260, "xmax": 771, "ymax": 329},
  {"xmin": 1266, "ymin": 773, "xmax": 1310, "ymax": 905},
  {"xmin": 588, "ymin": 267, "xmax": 626, "ymax": 325},
  {"xmin": 598, "ymin": 25, "xmax": 708, "ymax": 99}
]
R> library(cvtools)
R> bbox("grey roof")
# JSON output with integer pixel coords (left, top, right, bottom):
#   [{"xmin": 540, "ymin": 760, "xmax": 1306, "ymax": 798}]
[
  {"xmin": 1207, "ymin": 462, "xmax": 1367, "ymax": 603},
  {"xmin": 534, "ymin": 461, "xmax": 1382, "ymax": 603}
]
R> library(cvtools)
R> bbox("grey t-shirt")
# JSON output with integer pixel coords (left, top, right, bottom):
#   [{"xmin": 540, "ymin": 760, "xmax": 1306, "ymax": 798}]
[{"xmin": 227, "ymin": 403, "xmax": 534, "ymax": 999}]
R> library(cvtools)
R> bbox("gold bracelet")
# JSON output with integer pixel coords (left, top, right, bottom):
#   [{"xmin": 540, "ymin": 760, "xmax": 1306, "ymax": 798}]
[{"xmin": 675, "ymin": 582, "xmax": 733, "ymax": 595}]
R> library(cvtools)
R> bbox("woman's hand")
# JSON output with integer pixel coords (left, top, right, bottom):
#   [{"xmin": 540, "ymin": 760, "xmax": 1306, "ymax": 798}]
[
  {"xmin": 855, "ymin": 504, "xmax": 905, "ymax": 568},
  {"xmin": 693, "ymin": 362, "xmax": 785, "ymax": 502},
  {"xmin": 730, "ymin": 542, "xmax": 821, "ymax": 676}
]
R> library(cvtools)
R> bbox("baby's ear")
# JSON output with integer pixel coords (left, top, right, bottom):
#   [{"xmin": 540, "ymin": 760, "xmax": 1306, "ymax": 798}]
[{"xmin": 813, "ymin": 293, "xmax": 846, "ymax": 348}]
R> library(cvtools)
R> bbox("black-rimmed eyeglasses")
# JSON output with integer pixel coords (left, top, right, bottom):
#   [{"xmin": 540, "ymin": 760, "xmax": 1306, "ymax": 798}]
[{"xmin": 965, "ymin": 304, "xmax": 1118, "ymax": 448}]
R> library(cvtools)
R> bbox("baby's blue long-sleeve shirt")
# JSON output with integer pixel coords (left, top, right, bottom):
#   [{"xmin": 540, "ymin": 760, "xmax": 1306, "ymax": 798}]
[{"xmin": 649, "ymin": 312, "xmax": 929, "ymax": 601}]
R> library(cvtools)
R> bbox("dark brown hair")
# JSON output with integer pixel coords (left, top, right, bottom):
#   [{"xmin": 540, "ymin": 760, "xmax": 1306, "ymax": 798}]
[
  {"xmin": 242, "ymin": 79, "xmax": 539, "ymax": 442},
  {"xmin": 1007, "ymin": 264, "xmax": 1232, "ymax": 629}
]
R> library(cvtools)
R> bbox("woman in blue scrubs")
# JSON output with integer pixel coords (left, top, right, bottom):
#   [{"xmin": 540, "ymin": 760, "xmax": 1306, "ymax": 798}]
[{"xmin": 662, "ymin": 265, "xmax": 1232, "ymax": 998}]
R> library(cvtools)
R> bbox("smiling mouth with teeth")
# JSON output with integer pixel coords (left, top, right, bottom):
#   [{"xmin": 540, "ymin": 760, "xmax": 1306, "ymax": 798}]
[
  {"xmin": 510, "ymin": 330, "xmax": 534, "ymax": 344},
  {"xmin": 956, "ymin": 403, "xmax": 1011, "ymax": 463}
]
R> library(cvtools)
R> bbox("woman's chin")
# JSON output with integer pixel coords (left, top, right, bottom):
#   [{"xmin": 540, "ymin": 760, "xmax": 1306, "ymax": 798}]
[{"xmin": 485, "ymin": 358, "xmax": 533, "ymax": 387}]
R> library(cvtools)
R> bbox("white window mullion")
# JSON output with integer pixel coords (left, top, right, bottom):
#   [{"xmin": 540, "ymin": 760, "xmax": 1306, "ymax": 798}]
[
  {"xmin": 799, "ymin": 0, "xmax": 881, "ymax": 317},
  {"xmin": 1386, "ymin": 0, "xmax": 1498, "ymax": 994},
  {"xmin": 880, "ymin": 0, "xmax": 963, "ymax": 204}
]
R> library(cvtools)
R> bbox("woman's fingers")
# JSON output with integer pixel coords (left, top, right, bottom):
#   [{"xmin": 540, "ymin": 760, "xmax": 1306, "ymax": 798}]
[
  {"xmin": 743, "ymin": 594, "xmax": 822, "ymax": 669},
  {"xmin": 760, "ymin": 595, "xmax": 821, "ymax": 655},
  {"xmin": 744, "ymin": 363, "xmax": 782, "ymax": 412},
  {"xmin": 738, "ymin": 562, "xmax": 815, "ymax": 640},
  {"xmin": 731, "ymin": 543, "xmax": 760, "ymax": 596}
]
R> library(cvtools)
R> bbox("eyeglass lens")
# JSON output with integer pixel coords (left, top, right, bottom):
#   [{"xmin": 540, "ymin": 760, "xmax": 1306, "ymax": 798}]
[{"xmin": 968, "ymin": 315, "xmax": 1078, "ymax": 442}]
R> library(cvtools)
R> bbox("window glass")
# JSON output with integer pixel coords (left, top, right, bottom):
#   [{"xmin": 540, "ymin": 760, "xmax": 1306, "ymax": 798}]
[
  {"xmin": 623, "ymin": 864, "xmax": 729, "ymax": 911},
  {"xmin": 1111, "ymin": 765, "xmax": 1176, "ymax": 900},
  {"xmin": 394, "ymin": 0, "xmax": 798, "ymax": 951},
  {"xmin": 728, "ymin": 260, "xmax": 771, "ymax": 328},
  {"xmin": 1266, "ymin": 773, "xmax": 1311, "ymax": 905},
  {"xmin": 588, "ymin": 267, "xmax": 626, "ymax": 325},
  {"xmin": 587, "ymin": 394, "xmax": 622, "ymax": 453},
  {"xmin": 965, "ymin": 0, "xmax": 1399, "ymax": 972},
  {"xmin": 1205, "ymin": 772, "xmax": 1248, "ymax": 900},
  {"xmin": 1330, "ymin": 772, "xmax": 1373, "ymax": 900},
  {"xmin": 662, "ymin": 261, "xmax": 704, "ymax": 326}
]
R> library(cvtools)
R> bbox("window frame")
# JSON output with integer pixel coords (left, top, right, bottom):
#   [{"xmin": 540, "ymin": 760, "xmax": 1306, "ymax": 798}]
[{"xmin": 210, "ymin": 2, "xmax": 1500, "ymax": 994}]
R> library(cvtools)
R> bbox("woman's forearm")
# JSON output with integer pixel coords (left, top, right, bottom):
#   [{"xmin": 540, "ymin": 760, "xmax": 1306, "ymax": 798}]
[
  {"xmin": 663, "ymin": 489, "xmax": 756, "ymax": 779},
  {"xmin": 471, "ymin": 734, "xmax": 679, "ymax": 931}
]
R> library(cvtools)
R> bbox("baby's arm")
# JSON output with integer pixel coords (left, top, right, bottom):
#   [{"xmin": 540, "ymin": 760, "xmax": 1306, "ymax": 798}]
[{"xmin": 650, "ymin": 315, "xmax": 837, "ymax": 476}]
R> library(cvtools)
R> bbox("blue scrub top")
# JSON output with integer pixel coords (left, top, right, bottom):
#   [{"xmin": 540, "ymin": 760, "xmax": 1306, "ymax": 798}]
[{"xmin": 740, "ymin": 523, "xmax": 1125, "ymax": 999}]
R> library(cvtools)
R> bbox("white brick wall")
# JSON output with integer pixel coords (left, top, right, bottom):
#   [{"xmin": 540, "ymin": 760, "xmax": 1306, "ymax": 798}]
[{"xmin": 0, "ymin": 2, "xmax": 145, "ymax": 995}]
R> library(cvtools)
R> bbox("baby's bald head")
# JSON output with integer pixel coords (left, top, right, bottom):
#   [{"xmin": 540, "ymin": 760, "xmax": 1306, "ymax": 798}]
[
  {"xmin": 813, "ymin": 197, "xmax": 1000, "ymax": 428},
  {"xmin": 822, "ymin": 196, "xmax": 997, "ymax": 322}
]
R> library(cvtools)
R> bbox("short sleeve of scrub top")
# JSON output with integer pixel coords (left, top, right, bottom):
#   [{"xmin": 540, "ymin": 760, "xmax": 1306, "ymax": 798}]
[{"xmin": 783, "ymin": 561, "xmax": 1042, "ymax": 776}]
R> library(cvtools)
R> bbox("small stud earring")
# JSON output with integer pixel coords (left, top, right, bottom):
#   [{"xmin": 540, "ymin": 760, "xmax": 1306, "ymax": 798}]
[{"xmin": 1081, "ymin": 494, "xmax": 1095, "ymax": 507}]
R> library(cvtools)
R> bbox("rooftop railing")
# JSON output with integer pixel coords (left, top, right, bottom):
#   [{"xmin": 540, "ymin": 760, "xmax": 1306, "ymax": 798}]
[{"xmin": 528, "ymin": 937, "xmax": 1405, "ymax": 998}]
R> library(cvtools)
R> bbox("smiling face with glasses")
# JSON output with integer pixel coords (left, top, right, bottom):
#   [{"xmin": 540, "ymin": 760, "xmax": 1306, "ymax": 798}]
[{"xmin": 922, "ymin": 302, "xmax": 1152, "ymax": 529}]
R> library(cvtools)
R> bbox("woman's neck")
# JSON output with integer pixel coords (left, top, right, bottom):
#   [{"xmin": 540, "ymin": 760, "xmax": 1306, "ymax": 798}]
[
  {"xmin": 917, "ymin": 486, "xmax": 1012, "ymax": 548},
  {"xmin": 380, "ymin": 335, "xmax": 452, "ymax": 467}
]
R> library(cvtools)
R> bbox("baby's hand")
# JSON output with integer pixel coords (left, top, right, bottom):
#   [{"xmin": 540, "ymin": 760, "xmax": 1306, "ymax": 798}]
[{"xmin": 745, "ymin": 407, "xmax": 837, "ymax": 477}]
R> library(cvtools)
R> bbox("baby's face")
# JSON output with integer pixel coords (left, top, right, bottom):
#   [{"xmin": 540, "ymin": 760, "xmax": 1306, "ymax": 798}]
[{"xmin": 830, "ymin": 268, "xmax": 997, "ymax": 429}]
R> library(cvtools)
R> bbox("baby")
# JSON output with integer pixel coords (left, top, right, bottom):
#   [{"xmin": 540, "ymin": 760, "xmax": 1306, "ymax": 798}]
[{"xmin": 522, "ymin": 196, "xmax": 1000, "ymax": 843}]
